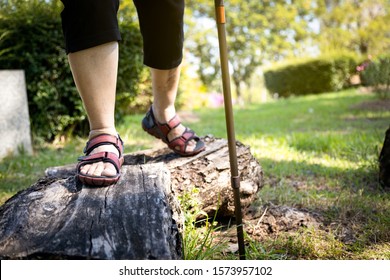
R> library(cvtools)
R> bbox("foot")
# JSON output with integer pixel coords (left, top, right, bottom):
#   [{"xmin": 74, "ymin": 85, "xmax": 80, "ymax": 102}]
[
  {"xmin": 76, "ymin": 134, "xmax": 124, "ymax": 186},
  {"xmin": 142, "ymin": 106, "xmax": 205, "ymax": 156},
  {"xmin": 79, "ymin": 144, "xmax": 119, "ymax": 177},
  {"xmin": 156, "ymin": 117, "xmax": 198, "ymax": 154}
]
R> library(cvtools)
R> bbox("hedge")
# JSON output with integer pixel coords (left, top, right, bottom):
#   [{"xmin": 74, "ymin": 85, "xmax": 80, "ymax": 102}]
[
  {"xmin": 360, "ymin": 54, "xmax": 390, "ymax": 98},
  {"xmin": 0, "ymin": 0, "xmax": 146, "ymax": 141},
  {"xmin": 263, "ymin": 54, "xmax": 358, "ymax": 97}
]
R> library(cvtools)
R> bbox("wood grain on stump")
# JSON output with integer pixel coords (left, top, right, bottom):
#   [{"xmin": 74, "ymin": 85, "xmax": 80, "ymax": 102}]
[{"xmin": 0, "ymin": 137, "xmax": 263, "ymax": 259}]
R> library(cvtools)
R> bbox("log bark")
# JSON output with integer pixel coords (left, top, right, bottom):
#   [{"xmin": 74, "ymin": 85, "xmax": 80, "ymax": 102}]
[
  {"xmin": 0, "ymin": 137, "xmax": 263, "ymax": 259},
  {"xmin": 46, "ymin": 137, "xmax": 263, "ymax": 218},
  {"xmin": 0, "ymin": 164, "xmax": 182, "ymax": 259}
]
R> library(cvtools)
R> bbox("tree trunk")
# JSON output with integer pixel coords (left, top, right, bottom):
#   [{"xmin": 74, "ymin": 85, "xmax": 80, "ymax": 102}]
[
  {"xmin": 46, "ymin": 137, "xmax": 263, "ymax": 218},
  {"xmin": 233, "ymin": 76, "xmax": 244, "ymax": 106},
  {"xmin": 0, "ymin": 137, "xmax": 263, "ymax": 259},
  {"xmin": 379, "ymin": 126, "xmax": 390, "ymax": 189},
  {"xmin": 0, "ymin": 164, "xmax": 182, "ymax": 260}
]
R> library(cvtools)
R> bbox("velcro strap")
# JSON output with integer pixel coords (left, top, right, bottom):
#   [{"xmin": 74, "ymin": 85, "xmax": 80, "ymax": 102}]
[
  {"xmin": 168, "ymin": 129, "xmax": 198, "ymax": 153},
  {"xmin": 84, "ymin": 134, "xmax": 123, "ymax": 156},
  {"xmin": 78, "ymin": 152, "xmax": 121, "ymax": 173},
  {"xmin": 158, "ymin": 115, "xmax": 181, "ymax": 136},
  {"xmin": 180, "ymin": 129, "xmax": 195, "ymax": 141}
]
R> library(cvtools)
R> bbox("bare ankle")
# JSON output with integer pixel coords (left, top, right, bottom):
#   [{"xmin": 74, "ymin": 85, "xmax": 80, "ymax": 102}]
[
  {"xmin": 152, "ymin": 104, "xmax": 176, "ymax": 123},
  {"xmin": 89, "ymin": 128, "xmax": 118, "ymax": 139}
]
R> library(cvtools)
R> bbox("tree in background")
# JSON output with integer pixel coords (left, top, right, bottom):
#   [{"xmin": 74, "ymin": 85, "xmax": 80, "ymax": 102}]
[
  {"xmin": 186, "ymin": 0, "xmax": 318, "ymax": 103},
  {"xmin": 2, "ymin": 0, "xmax": 389, "ymax": 142},
  {"xmin": 317, "ymin": 0, "xmax": 390, "ymax": 56}
]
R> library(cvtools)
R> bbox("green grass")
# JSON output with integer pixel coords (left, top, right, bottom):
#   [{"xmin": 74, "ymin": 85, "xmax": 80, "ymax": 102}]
[{"xmin": 0, "ymin": 88, "xmax": 389, "ymax": 259}]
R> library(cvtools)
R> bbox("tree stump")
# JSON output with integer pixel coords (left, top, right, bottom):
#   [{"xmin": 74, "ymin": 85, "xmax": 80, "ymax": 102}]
[
  {"xmin": 46, "ymin": 137, "xmax": 263, "ymax": 218},
  {"xmin": 379, "ymin": 126, "xmax": 390, "ymax": 189},
  {"xmin": 0, "ymin": 164, "xmax": 182, "ymax": 259},
  {"xmin": 0, "ymin": 137, "xmax": 263, "ymax": 259}
]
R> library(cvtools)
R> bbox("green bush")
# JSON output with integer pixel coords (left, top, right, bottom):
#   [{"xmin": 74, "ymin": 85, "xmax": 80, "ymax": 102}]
[
  {"xmin": 0, "ymin": 0, "xmax": 146, "ymax": 141},
  {"xmin": 263, "ymin": 54, "xmax": 358, "ymax": 97},
  {"xmin": 116, "ymin": 18, "xmax": 151, "ymax": 116},
  {"xmin": 0, "ymin": 0, "xmax": 81, "ymax": 140},
  {"xmin": 360, "ymin": 54, "xmax": 390, "ymax": 98}
]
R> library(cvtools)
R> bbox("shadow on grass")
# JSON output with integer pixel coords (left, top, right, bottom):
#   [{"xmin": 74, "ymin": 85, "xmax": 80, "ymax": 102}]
[{"xmin": 257, "ymin": 156, "xmax": 390, "ymax": 255}]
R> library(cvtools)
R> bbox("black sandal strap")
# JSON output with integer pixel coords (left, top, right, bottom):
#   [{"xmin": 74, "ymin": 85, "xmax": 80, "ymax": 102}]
[{"xmin": 83, "ymin": 134, "xmax": 123, "ymax": 156}]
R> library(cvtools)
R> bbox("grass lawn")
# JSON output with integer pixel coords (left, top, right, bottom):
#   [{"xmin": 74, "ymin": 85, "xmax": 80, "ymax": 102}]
[{"xmin": 0, "ymin": 88, "xmax": 389, "ymax": 259}]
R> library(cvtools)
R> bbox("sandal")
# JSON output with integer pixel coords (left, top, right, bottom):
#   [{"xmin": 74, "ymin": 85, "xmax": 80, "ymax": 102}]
[
  {"xmin": 76, "ymin": 134, "xmax": 124, "ymax": 186},
  {"xmin": 142, "ymin": 106, "xmax": 205, "ymax": 157}
]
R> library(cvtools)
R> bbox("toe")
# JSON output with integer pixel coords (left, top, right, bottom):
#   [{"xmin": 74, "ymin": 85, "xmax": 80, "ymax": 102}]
[
  {"xmin": 80, "ymin": 164, "xmax": 91, "ymax": 175},
  {"xmin": 101, "ymin": 162, "xmax": 117, "ymax": 177},
  {"xmin": 186, "ymin": 139, "xmax": 197, "ymax": 152},
  {"xmin": 86, "ymin": 162, "xmax": 100, "ymax": 176},
  {"xmin": 93, "ymin": 162, "xmax": 105, "ymax": 177}
]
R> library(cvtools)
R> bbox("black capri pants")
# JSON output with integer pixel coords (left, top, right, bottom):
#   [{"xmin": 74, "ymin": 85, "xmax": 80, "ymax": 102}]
[{"xmin": 60, "ymin": 0, "xmax": 185, "ymax": 70}]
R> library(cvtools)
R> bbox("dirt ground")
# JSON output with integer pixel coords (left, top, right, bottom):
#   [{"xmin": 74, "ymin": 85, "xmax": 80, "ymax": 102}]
[{"xmin": 351, "ymin": 98, "xmax": 390, "ymax": 111}]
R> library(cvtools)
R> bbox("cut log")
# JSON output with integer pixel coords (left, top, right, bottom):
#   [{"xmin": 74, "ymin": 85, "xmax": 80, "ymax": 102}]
[
  {"xmin": 0, "ymin": 163, "xmax": 182, "ymax": 259},
  {"xmin": 46, "ymin": 137, "xmax": 263, "ymax": 218},
  {"xmin": 0, "ymin": 137, "xmax": 263, "ymax": 259},
  {"xmin": 379, "ymin": 126, "xmax": 390, "ymax": 189}
]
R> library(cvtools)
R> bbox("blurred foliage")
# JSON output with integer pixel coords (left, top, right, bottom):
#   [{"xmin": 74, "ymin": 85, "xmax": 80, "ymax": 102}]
[
  {"xmin": 316, "ymin": 0, "xmax": 390, "ymax": 56},
  {"xmin": 186, "ymin": 0, "xmax": 319, "ymax": 101},
  {"xmin": 0, "ymin": 0, "xmax": 83, "ymax": 140},
  {"xmin": 186, "ymin": 0, "xmax": 390, "ymax": 102},
  {"xmin": 1, "ymin": 0, "xmax": 389, "ymax": 142},
  {"xmin": 263, "ymin": 53, "xmax": 359, "ymax": 97},
  {"xmin": 0, "ymin": 0, "xmax": 146, "ymax": 140},
  {"xmin": 117, "ymin": 0, "xmax": 154, "ymax": 114},
  {"xmin": 361, "ymin": 54, "xmax": 390, "ymax": 98}
]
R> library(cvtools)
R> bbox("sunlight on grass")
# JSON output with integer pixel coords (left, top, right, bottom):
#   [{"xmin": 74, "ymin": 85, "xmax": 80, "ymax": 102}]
[
  {"xmin": 244, "ymin": 135, "xmax": 368, "ymax": 179},
  {"xmin": 0, "ymin": 139, "xmax": 82, "ymax": 203},
  {"xmin": 262, "ymin": 227, "xmax": 347, "ymax": 260},
  {"xmin": 0, "ymin": 88, "xmax": 389, "ymax": 260},
  {"xmin": 117, "ymin": 114, "xmax": 167, "ymax": 153},
  {"xmin": 356, "ymin": 243, "xmax": 390, "ymax": 260}
]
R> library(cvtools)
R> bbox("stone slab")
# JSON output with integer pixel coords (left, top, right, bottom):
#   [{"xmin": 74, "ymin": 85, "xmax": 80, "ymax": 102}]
[{"xmin": 0, "ymin": 70, "xmax": 33, "ymax": 159}]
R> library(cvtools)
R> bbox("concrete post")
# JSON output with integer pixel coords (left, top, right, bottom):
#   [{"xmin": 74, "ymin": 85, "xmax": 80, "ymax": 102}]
[{"xmin": 0, "ymin": 70, "xmax": 33, "ymax": 159}]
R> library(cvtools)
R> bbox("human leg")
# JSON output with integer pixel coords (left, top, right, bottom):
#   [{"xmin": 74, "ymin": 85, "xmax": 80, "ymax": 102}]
[
  {"xmin": 61, "ymin": 0, "xmax": 123, "ymax": 184},
  {"xmin": 135, "ymin": 0, "xmax": 205, "ymax": 155},
  {"xmin": 150, "ymin": 67, "xmax": 180, "ymax": 123},
  {"xmin": 68, "ymin": 42, "xmax": 120, "ymax": 178},
  {"xmin": 149, "ymin": 67, "xmax": 202, "ymax": 154}
]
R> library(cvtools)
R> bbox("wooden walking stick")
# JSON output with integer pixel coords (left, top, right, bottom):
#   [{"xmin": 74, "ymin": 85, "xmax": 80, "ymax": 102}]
[{"xmin": 214, "ymin": 0, "xmax": 246, "ymax": 260}]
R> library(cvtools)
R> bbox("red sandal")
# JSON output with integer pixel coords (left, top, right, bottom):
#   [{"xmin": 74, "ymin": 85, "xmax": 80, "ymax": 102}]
[
  {"xmin": 76, "ymin": 134, "xmax": 124, "ymax": 186},
  {"xmin": 142, "ymin": 107, "xmax": 205, "ymax": 157}
]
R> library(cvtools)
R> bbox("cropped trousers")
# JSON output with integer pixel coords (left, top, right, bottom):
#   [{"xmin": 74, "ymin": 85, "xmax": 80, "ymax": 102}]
[{"xmin": 60, "ymin": 0, "xmax": 185, "ymax": 69}]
